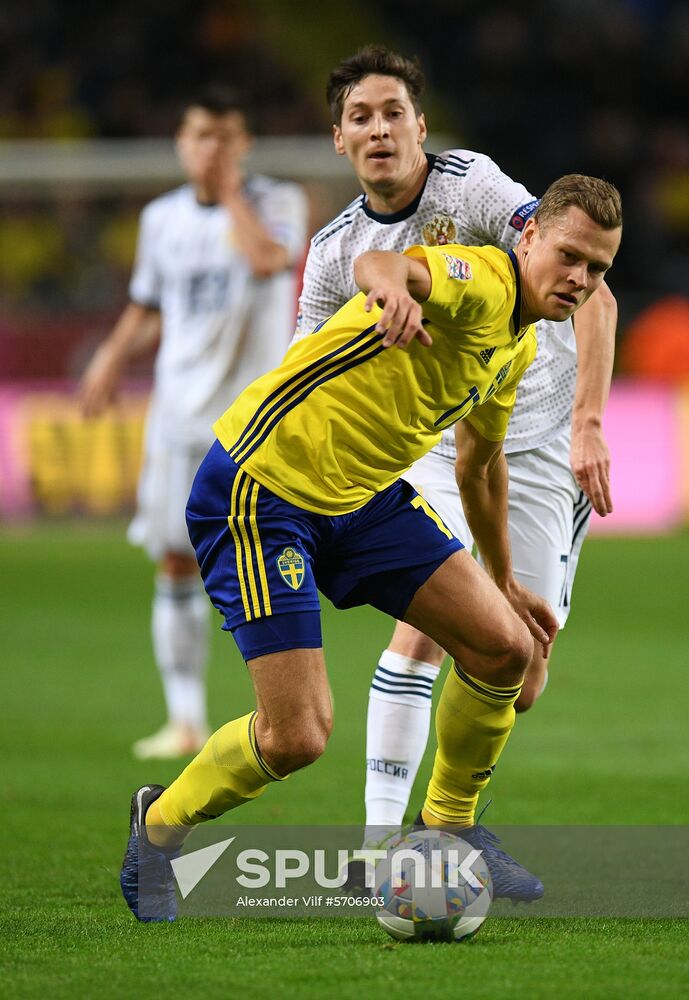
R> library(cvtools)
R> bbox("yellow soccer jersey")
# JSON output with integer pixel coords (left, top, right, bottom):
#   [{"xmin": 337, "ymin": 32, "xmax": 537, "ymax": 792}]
[{"xmin": 214, "ymin": 243, "xmax": 536, "ymax": 515}]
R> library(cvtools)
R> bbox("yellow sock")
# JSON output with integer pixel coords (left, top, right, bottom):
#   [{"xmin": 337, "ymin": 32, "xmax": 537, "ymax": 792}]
[
  {"xmin": 147, "ymin": 711, "xmax": 284, "ymax": 848},
  {"xmin": 423, "ymin": 663, "xmax": 521, "ymax": 827}
]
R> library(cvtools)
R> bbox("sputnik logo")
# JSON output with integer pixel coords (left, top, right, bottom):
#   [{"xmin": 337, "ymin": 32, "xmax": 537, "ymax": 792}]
[{"xmin": 170, "ymin": 837, "xmax": 235, "ymax": 899}]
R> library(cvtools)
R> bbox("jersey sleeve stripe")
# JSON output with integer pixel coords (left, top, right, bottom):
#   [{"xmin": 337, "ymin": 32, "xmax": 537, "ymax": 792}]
[
  {"xmin": 232, "ymin": 334, "xmax": 386, "ymax": 464},
  {"xmin": 312, "ymin": 196, "xmax": 363, "ymax": 245},
  {"xmin": 228, "ymin": 327, "xmax": 380, "ymax": 460},
  {"xmin": 442, "ymin": 153, "xmax": 476, "ymax": 167},
  {"xmin": 313, "ymin": 215, "xmax": 357, "ymax": 246},
  {"xmin": 432, "ymin": 164, "xmax": 472, "ymax": 179}
]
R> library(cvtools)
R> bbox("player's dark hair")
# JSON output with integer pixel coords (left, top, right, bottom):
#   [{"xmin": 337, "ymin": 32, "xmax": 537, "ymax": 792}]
[
  {"xmin": 179, "ymin": 84, "xmax": 252, "ymax": 132},
  {"xmin": 327, "ymin": 45, "xmax": 425, "ymax": 123},
  {"xmin": 536, "ymin": 174, "xmax": 622, "ymax": 231}
]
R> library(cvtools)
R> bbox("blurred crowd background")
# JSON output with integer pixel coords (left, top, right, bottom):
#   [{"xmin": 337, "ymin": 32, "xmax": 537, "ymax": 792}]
[
  {"xmin": 2, "ymin": 0, "xmax": 689, "ymax": 375},
  {"xmin": 1, "ymin": 0, "xmax": 689, "ymax": 521}
]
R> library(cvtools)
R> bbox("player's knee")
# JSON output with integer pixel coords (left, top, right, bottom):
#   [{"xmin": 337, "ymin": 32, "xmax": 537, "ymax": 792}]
[
  {"xmin": 264, "ymin": 716, "xmax": 332, "ymax": 774},
  {"xmin": 271, "ymin": 732, "xmax": 329, "ymax": 773},
  {"xmin": 515, "ymin": 683, "xmax": 539, "ymax": 713},
  {"xmin": 515, "ymin": 662, "xmax": 548, "ymax": 713},
  {"xmin": 490, "ymin": 623, "xmax": 532, "ymax": 683},
  {"xmin": 161, "ymin": 551, "xmax": 198, "ymax": 578}
]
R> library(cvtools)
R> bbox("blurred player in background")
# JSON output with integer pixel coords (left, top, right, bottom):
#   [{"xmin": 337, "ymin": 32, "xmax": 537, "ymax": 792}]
[
  {"xmin": 80, "ymin": 86, "xmax": 308, "ymax": 760},
  {"xmin": 294, "ymin": 46, "xmax": 618, "ymax": 890}
]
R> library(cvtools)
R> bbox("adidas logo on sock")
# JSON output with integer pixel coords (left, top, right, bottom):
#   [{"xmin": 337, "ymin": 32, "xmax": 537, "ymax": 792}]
[{"xmin": 471, "ymin": 764, "xmax": 496, "ymax": 781}]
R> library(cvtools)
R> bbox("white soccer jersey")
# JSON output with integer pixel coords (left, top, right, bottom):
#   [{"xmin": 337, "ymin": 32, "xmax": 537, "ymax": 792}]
[
  {"xmin": 131, "ymin": 177, "xmax": 308, "ymax": 447},
  {"xmin": 294, "ymin": 150, "xmax": 577, "ymax": 456}
]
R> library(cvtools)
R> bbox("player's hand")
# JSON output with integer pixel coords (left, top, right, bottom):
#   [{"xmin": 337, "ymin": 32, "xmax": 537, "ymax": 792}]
[
  {"xmin": 78, "ymin": 347, "xmax": 123, "ymax": 418},
  {"xmin": 216, "ymin": 157, "xmax": 244, "ymax": 203},
  {"xmin": 364, "ymin": 287, "xmax": 432, "ymax": 349},
  {"xmin": 502, "ymin": 580, "xmax": 559, "ymax": 658},
  {"xmin": 570, "ymin": 421, "xmax": 612, "ymax": 517}
]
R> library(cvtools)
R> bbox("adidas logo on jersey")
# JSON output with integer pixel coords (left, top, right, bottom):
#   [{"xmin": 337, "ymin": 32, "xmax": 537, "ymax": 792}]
[{"xmin": 479, "ymin": 347, "xmax": 496, "ymax": 365}]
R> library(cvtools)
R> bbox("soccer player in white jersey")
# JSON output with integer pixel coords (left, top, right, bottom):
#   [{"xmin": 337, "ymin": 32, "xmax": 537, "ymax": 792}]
[
  {"xmin": 80, "ymin": 86, "xmax": 308, "ymax": 760},
  {"xmin": 295, "ymin": 47, "xmax": 618, "ymax": 894}
]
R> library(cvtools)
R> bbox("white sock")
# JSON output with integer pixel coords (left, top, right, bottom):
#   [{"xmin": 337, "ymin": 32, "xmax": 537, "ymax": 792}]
[
  {"xmin": 365, "ymin": 649, "xmax": 440, "ymax": 829},
  {"xmin": 152, "ymin": 573, "xmax": 210, "ymax": 730}
]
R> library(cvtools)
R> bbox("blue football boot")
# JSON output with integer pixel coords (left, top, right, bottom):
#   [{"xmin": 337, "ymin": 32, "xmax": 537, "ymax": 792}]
[
  {"xmin": 120, "ymin": 784, "xmax": 179, "ymax": 922},
  {"xmin": 413, "ymin": 804, "xmax": 544, "ymax": 902}
]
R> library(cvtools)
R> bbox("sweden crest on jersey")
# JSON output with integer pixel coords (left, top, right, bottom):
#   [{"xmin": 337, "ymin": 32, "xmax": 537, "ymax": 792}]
[{"xmin": 277, "ymin": 547, "xmax": 305, "ymax": 590}]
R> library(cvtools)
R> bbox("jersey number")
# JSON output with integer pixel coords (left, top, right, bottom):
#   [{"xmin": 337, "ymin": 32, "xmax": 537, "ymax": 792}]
[{"xmin": 411, "ymin": 495, "xmax": 453, "ymax": 539}]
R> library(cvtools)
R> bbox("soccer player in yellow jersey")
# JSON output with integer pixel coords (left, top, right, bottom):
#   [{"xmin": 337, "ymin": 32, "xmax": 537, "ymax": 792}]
[
  {"xmin": 216, "ymin": 241, "xmax": 535, "ymax": 516},
  {"xmin": 120, "ymin": 174, "xmax": 622, "ymax": 921}
]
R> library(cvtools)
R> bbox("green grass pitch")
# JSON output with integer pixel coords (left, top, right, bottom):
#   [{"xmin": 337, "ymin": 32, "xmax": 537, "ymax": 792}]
[{"xmin": 1, "ymin": 522, "xmax": 689, "ymax": 998}]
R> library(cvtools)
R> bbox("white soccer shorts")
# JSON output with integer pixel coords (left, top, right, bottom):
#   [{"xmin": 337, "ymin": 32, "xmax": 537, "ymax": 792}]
[
  {"xmin": 128, "ymin": 406, "xmax": 210, "ymax": 561},
  {"xmin": 402, "ymin": 431, "xmax": 591, "ymax": 629}
]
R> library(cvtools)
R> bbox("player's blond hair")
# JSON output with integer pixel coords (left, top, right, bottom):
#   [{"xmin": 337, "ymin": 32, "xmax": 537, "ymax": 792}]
[{"xmin": 536, "ymin": 174, "xmax": 622, "ymax": 231}]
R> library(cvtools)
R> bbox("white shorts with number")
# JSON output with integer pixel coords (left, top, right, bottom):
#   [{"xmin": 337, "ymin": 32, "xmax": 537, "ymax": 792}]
[
  {"xmin": 127, "ymin": 404, "xmax": 210, "ymax": 561},
  {"xmin": 402, "ymin": 431, "xmax": 591, "ymax": 629}
]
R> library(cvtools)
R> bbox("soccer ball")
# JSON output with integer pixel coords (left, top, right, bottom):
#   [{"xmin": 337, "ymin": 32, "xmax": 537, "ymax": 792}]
[{"xmin": 373, "ymin": 828, "xmax": 492, "ymax": 942}]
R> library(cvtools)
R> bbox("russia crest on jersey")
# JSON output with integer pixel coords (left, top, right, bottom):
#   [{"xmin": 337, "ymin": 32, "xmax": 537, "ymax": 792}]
[
  {"xmin": 443, "ymin": 254, "xmax": 473, "ymax": 281},
  {"xmin": 276, "ymin": 547, "xmax": 305, "ymax": 590},
  {"xmin": 422, "ymin": 214, "xmax": 458, "ymax": 246}
]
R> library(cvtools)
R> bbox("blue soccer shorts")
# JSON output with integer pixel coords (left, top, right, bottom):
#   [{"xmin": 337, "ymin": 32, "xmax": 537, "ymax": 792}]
[{"xmin": 186, "ymin": 439, "xmax": 463, "ymax": 660}]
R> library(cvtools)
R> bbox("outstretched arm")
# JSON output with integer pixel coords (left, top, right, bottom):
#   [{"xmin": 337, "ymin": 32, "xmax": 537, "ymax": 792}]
[
  {"xmin": 570, "ymin": 281, "xmax": 618, "ymax": 516},
  {"xmin": 354, "ymin": 250, "xmax": 432, "ymax": 348},
  {"xmin": 455, "ymin": 419, "xmax": 559, "ymax": 656}
]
